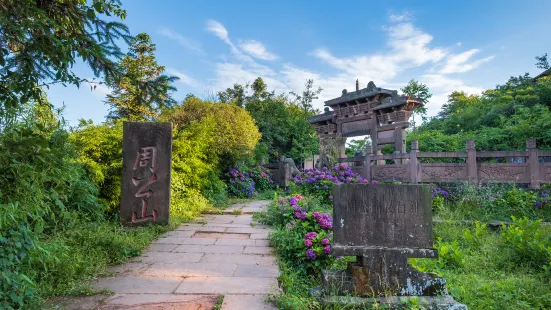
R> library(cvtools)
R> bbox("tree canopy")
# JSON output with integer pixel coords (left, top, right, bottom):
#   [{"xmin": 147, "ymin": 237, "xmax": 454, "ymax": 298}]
[
  {"xmin": 218, "ymin": 77, "xmax": 320, "ymax": 164},
  {"xmin": 106, "ymin": 32, "xmax": 178, "ymax": 121},
  {"xmin": 0, "ymin": 0, "xmax": 131, "ymax": 119}
]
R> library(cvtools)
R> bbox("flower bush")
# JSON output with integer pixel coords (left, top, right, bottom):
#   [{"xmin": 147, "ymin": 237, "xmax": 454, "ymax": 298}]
[
  {"xmin": 291, "ymin": 164, "xmax": 377, "ymax": 204},
  {"xmin": 432, "ymin": 186, "xmax": 449, "ymax": 211},
  {"xmin": 270, "ymin": 194, "xmax": 336, "ymax": 273},
  {"xmin": 225, "ymin": 166, "xmax": 274, "ymax": 198}
]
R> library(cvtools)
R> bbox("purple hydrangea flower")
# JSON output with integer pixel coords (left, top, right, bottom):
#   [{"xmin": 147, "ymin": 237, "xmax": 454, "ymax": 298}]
[
  {"xmin": 304, "ymin": 239, "xmax": 313, "ymax": 247},
  {"xmin": 534, "ymin": 201, "xmax": 543, "ymax": 208},
  {"xmin": 323, "ymin": 245, "xmax": 331, "ymax": 254},
  {"xmin": 305, "ymin": 232, "xmax": 318, "ymax": 240},
  {"xmin": 321, "ymin": 238, "xmax": 330, "ymax": 245},
  {"xmin": 306, "ymin": 249, "xmax": 317, "ymax": 260}
]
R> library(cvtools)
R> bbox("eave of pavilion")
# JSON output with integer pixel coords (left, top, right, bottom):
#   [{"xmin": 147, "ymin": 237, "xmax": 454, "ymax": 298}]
[{"xmin": 324, "ymin": 87, "xmax": 396, "ymax": 107}]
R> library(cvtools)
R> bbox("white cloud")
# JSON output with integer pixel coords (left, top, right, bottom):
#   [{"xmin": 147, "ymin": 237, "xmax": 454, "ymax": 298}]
[
  {"xmin": 420, "ymin": 74, "xmax": 484, "ymax": 116},
  {"xmin": 239, "ymin": 40, "xmax": 278, "ymax": 60},
  {"xmin": 167, "ymin": 68, "xmax": 200, "ymax": 88},
  {"xmin": 203, "ymin": 16, "xmax": 489, "ymax": 117},
  {"xmin": 439, "ymin": 49, "xmax": 494, "ymax": 74},
  {"xmin": 389, "ymin": 12, "xmax": 412, "ymax": 23},
  {"xmin": 206, "ymin": 19, "xmax": 231, "ymax": 44},
  {"xmin": 158, "ymin": 28, "xmax": 203, "ymax": 54}
]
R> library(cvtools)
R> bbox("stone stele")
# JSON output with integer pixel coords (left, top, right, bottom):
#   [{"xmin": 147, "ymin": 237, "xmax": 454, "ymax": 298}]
[
  {"xmin": 319, "ymin": 184, "xmax": 467, "ymax": 309},
  {"xmin": 120, "ymin": 122, "xmax": 172, "ymax": 226}
]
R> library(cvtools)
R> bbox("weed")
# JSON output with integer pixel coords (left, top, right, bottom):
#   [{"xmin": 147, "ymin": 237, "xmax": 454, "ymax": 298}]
[{"xmin": 212, "ymin": 295, "xmax": 224, "ymax": 310}]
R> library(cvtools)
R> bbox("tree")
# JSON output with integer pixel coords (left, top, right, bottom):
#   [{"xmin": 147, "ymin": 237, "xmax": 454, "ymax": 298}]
[
  {"xmin": 289, "ymin": 79, "xmax": 323, "ymax": 113},
  {"xmin": 401, "ymin": 79, "xmax": 432, "ymax": 129},
  {"xmin": 106, "ymin": 33, "xmax": 178, "ymax": 121},
  {"xmin": 160, "ymin": 97, "xmax": 261, "ymax": 168},
  {"xmin": 345, "ymin": 137, "xmax": 371, "ymax": 157},
  {"xmin": 218, "ymin": 83, "xmax": 247, "ymax": 107},
  {"xmin": 536, "ymin": 53, "xmax": 550, "ymax": 70},
  {"xmin": 0, "ymin": 0, "xmax": 131, "ymax": 119}
]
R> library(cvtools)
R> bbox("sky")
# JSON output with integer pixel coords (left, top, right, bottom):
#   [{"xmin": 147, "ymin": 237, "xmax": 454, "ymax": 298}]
[{"xmin": 48, "ymin": 0, "xmax": 551, "ymax": 126}]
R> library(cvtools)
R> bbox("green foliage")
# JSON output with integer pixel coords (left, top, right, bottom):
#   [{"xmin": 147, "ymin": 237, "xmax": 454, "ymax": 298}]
[
  {"xmin": 0, "ymin": 203, "xmax": 39, "ymax": 309},
  {"xmin": 218, "ymin": 77, "xmax": 319, "ymax": 163},
  {"xmin": 401, "ymin": 79, "xmax": 431, "ymax": 119},
  {"xmin": 70, "ymin": 120, "xmax": 124, "ymax": 216},
  {"xmin": 414, "ymin": 78, "xmax": 551, "ymax": 151},
  {"xmin": 463, "ymin": 221, "xmax": 488, "ymax": 247},
  {"xmin": 435, "ymin": 183, "xmax": 551, "ymax": 222},
  {"xmin": 161, "ymin": 97, "xmax": 261, "ymax": 169},
  {"xmin": 170, "ymin": 189, "xmax": 211, "ymax": 220},
  {"xmin": 345, "ymin": 137, "xmax": 370, "ymax": 157},
  {"xmin": 501, "ymin": 217, "xmax": 551, "ymax": 275},
  {"xmin": 106, "ymin": 32, "xmax": 178, "ymax": 121},
  {"xmin": 0, "ymin": 0, "xmax": 131, "ymax": 119}
]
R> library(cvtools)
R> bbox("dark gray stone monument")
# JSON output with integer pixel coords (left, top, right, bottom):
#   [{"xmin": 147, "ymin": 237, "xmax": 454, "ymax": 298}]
[
  {"xmin": 120, "ymin": 122, "xmax": 172, "ymax": 226},
  {"xmin": 319, "ymin": 184, "xmax": 467, "ymax": 309}
]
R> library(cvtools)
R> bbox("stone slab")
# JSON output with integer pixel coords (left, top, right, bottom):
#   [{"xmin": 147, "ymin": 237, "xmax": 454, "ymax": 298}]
[
  {"xmin": 173, "ymin": 245, "xmax": 244, "ymax": 254},
  {"xmin": 120, "ymin": 121, "xmax": 172, "ymax": 226},
  {"xmin": 214, "ymin": 238, "xmax": 258, "ymax": 246},
  {"xmin": 177, "ymin": 226, "xmax": 227, "ymax": 232},
  {"xmin": 93, "ymin": 276, "xmax": 183, "ymax": 294},
  {"xmin": 243, "ymin": 246, "xmax": 273, "ymax": 254},
  {"xmin": 192, "ymin": 232, "xmax": 250, "ymax": 239},
  {"xmin": 332, "ymin": 183, "xmax": 433, "ymax": 252},
  {"xmin": 140, "ymin": 252, "xmax": 204, "ymax": 264},
  {"xmin": 146, "ymin": 243, "xmax": 178, "ymax": 252},
  {"xmin": 255, "ymin": 239, "xmax": 270, "ymax": 246},
  {"xmin": 152, "ymin": 237, "xmax": 197, "ymax": 245},
  {"xmin": 142, "ymin": 262, "xmax": 236, "ymax": 277},
  {"xmin": 175, "ymin": 277, "xmax": 277, "ymax": 294},
  {"xmin": 221, "ymin": 295, "xmax": 276, "ymax": 310},
  {"xmin": 103, "ymin": 294, "xmax": 217, "ymax": 306},
  {"xmin": 106, "ymin": 262, "xmax": 151, "ymax": 275},
  {"xmin": 233, "ymin": 265, "xmax": 279, "ymax": 278},
  {"xmin": 250, "ymin": 233, "xmax": 270, "ymax": 240},
  {"xmin": 46, "ymin": 294, "xmax": 109, "ymax": 310},
  {"xmin": 164, "ymin": 231, "xmax": 196, "ymax": 238},
  {"xmin": 226, "ymin": 227, "xmax": 270, "ymax": 234},
  {"xmin": 176, "ymin": 238, "xmax": 217, "ymax": 245},
  {"xmin": 200, "ymin": 254, "xmax": 276, "ymax": 266}
]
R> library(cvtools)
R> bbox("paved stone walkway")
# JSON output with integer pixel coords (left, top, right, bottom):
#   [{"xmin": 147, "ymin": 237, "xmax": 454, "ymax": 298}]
[{"xmin": 87, "ymin": 200, "xmax": 278, "ymax": 310}]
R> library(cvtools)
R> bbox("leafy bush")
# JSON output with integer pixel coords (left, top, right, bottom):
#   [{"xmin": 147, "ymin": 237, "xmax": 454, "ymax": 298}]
[
  {"xmin": 70, "ymin": 119, "xmax": 123, "ymax": 216},
  {"xmin": 0, "ymin": 203, "xmax": 39, "ymax": 309},
  {"xmin": 268, "ymin": 195, "xmax": 336, "ymax": 274},
  {"xmin": 463, "ymin": 221, "xmax": 488, "ymax": 247},
  {"xmin": 291, "ymin": 164, "xmax": 374, "ymax": 204},
  {"xmin": 501, "ymin": 216, "xmax": 551, "ymax": 276}
]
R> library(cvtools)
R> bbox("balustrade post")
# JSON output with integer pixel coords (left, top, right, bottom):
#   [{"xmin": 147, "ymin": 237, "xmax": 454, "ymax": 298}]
[
  {"xmin": 527, "ymin": 138, "xmax": 540, "ymax": 189},
  {"xmin": 466, "ymin": 140, "xmax": 478, "ymax": 185},
  {"xmin": 410, "ymin": 141, "xmax": 419, "ymax": 184},
  {"xmin": 365, "ymin": 145, "xmax": 372, "ymax": 181}
]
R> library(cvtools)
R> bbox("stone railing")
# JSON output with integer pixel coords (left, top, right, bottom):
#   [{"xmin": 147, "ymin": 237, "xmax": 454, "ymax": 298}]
[{"xmin": 338, "ymin": 139, "xmax": 551, "ymax": 188}]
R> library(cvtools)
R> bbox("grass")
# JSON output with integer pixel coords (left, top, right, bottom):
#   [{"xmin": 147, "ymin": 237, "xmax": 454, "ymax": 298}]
[{"xmin": 35, "ymin": 215, "xmax": 188, "ymax": 298}]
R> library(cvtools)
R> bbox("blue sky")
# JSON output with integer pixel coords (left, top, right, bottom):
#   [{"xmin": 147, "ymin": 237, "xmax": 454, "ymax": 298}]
[{"xmin": 48, "ymin": 0, "xmax": 551, "ymax": 125}]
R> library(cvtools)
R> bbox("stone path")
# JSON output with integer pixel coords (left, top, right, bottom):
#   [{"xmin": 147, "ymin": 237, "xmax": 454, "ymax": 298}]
[{"xmin": 75, "ymin": 200, "xmax": 278, "ymax": 309}]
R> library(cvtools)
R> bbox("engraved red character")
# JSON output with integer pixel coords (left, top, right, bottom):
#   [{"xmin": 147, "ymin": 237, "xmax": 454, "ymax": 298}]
[{"xmin": 131, "ymin": 146, "xmax": 158, "ymax": 223}]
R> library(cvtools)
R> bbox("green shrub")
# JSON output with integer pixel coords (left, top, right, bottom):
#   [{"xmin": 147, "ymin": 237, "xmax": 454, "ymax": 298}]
[
  {"xmin": 463, "ymin": 221, "xmax": 488, "ymax": 247},
  {"xmin": 501, "ymin": 216, "xmax": 551, "ymax": 275},
  {"xmin": 171, "ymin": 189, "xmax": 211, "ymax": 220},
  {"xmin": 70, "ymin": 119, "xmax": 123, "ymax": 216},
  {"xmin": 0, "ymin": 203, "xmax": 40, "ymax": 309}
]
